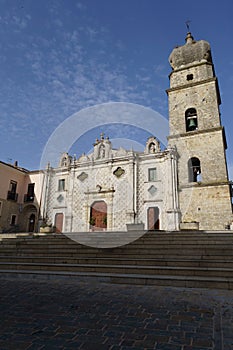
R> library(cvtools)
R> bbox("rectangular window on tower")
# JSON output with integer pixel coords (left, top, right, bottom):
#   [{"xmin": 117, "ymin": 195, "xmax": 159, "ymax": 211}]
[
  {"xmin": 58, "ymin": 179, "xmax": 65, "ymax": 191},
  {"xmin": 148, "ymin": 168, "xmax": 157, "ymax": 182}
]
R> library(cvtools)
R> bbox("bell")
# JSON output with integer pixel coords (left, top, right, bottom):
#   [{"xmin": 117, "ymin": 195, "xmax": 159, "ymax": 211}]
[{"xmin": 188, "ymin": 118, "xmax": 197, "ymax": 130}]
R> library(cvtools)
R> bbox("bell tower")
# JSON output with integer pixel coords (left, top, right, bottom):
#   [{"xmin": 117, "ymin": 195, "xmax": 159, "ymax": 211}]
[{"xmin": 167, "ymin": 32, "xmax": 232, "ymax": 230}]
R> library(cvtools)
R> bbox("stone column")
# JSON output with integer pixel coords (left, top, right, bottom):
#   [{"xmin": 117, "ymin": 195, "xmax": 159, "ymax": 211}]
[
  {"xmin": 126, "ymin": 156, "xmax": 135, "ymax": 224},
  {"xmin": 166, "ymin": 147, "xmax": 180, "ymax": 230}
]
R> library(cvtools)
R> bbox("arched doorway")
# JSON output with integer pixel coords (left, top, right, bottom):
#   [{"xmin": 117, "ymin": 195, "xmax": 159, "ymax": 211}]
[
  {"xmin": 147, "ymin": 207, "xmax": 160, "ymax": 230},
  {"xmin": 28, "ymin": 213, "xmax": 36, "ymax": 232},
  {"xmin": 21, "ymin": 205, "xmax": 38, "ymax": 232},
  {"xmin": 54, "ymin": 213, "xmax": 64, "ymax": 233},
  {"xmin": 90, "ymin": 201, "xmax": 107, "ymax": 231}
]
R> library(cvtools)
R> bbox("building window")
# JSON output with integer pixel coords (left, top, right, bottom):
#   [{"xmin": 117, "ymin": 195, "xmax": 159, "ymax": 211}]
[
  {"xmin": 188, "ymin": 157, "xmax": 202, "ymax": 182},
  {"xmin": 58, "ymin": 179, "xmax": 65, "ymax": 191},
  {"xmin": 7, "ymin": 181, "xmax": 18, "ymax": 201},
  {"xmin": 9, "ymin": 180, "xmax": 17, "ymax": 193},
  {"xmin": 10, "ymin": 214, "xmax": 17, "ymax": 226},
  {"xmin": 185, "ymin": 108, "xmax": 198, "ymax": 132},
  {"xmin": 148, "ymin": 168, "xmax": 157, "ymax": 182},
  {"xmin": 24, "ymin": 183, "xmax": 35, "ymax": 202}
]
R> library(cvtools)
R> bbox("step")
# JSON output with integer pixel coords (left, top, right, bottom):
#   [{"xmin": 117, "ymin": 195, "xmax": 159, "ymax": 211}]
[
  {"xmin": 1, "ymin": 241, "xmax": 233, "ymax": 250},
  {"xmin": 2, "ymin": 233, "xmax": 233, "ymax": 244},
  {"xmin": 1, "ymin": 255, "xmax": 233, "ymax": 268},
  {"xmin": 0, "ymin": 269, "xmax": 232, "ymax": 290},
  {"xmin": 1, "ymin": 251, "xmax": 233, "ymax": 261},
  {"xmin": 1, "ymin": 262, "xmax": 233, "ymax": 278},
  {"xmin": 1, "ymin": 248, "xmax": 233, "ymax": 258},
  {"xmin": 1, "ymin": 231, "xmax": 233, "ymax": 290}
]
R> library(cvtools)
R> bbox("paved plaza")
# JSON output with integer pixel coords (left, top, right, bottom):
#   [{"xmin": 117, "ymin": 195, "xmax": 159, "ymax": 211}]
[{"xmin": 0, "ymin": 277, "xmax": 233, "ymax": 350}]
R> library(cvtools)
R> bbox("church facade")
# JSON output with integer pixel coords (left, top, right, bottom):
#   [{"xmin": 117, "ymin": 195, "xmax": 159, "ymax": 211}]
[
  {"xmin": 42, "ymin": 136, "xmax": 180, "ymax": 232},
  {"xmin": 1, "ymin": 32, "xmax": 232, "ymax": 233}
]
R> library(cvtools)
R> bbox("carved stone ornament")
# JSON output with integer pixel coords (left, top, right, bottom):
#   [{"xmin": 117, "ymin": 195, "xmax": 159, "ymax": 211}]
[
  {"xmin": 148, "ymin": 185, "xmax": 157, "ymax": 196},
  {"xmin": 77, "ymin": 172, "xmax": 88, "ymax": 182},
  {"xmin": 57, "ymin": 194, "xmax": 64, "ymax": 203},
  {"xmin": 113, "ymin": 167, "xmax": 125, "ymax": 178}
]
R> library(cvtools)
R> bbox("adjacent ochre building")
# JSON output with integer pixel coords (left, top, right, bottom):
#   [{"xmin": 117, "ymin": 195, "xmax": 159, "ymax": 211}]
[
  {"xmin": 0, "ymin": 32, "xmax": 232, "ymax": 233},
  {"xmin": 0, "ymin": 161, "xmax": 42, "ymax": 233}
]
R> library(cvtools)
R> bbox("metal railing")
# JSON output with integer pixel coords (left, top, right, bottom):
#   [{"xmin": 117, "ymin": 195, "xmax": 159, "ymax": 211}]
[
  {"xmin": 7, "ymin": 191, "xmax": 18, "ymax": 201},
  {"xmin": 24, "ymin": 194, "xmax": 34, "ymax": 202}
]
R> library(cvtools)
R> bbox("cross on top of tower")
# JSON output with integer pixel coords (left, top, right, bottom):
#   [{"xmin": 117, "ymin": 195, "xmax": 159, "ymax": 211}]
[{"xmin": 185, "ymin": 20, "xmax": 191, "ymax": 32}]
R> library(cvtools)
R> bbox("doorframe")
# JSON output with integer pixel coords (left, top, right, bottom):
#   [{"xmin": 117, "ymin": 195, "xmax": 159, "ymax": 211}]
[
  {"xmin": 147, "ymin": 206, "xmax": 160, "ymax": 230},
  {"xmin": 54, "ymin": 212, "xmax": 64, "ymax": 233},
  {"xmin": 90, "ymin": 200, "xmax": 107, "ymax": 231}
]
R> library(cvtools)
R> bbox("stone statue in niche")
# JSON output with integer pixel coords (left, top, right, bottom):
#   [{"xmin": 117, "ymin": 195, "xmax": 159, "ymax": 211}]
[
  {"xmin": 99, "ymin": 145, "xmax": 105, "ymax": 158},
  {"xmin": 145, "ymin": 136, "xmax": 160, "ymax": 154},
  {"xmin": 93, "ymin": 133, "xmax": 112, "ymax": 160},
  {"xmin": 149, "ymin": 143, "xmax": 155, "ymax": 153},
  {"xmin": 59, "ymin": 152, "xmax": 72, "ymax": 167}
]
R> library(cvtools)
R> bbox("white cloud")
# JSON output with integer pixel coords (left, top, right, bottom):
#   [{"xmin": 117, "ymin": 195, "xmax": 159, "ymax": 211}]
[
  {"xmin": 76, "ymin": 2, "xmax": 86, "ymax": 11},
  {"xmin": 0, "ymin": 9, "xmax": 167, "ymax": 168}
]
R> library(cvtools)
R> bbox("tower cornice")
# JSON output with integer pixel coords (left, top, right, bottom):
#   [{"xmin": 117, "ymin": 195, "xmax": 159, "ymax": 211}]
[
  {"xmin": 167, "ymin": 126, "xmax": 224, "ymax": 140},
  {"xmin": 167, "ymin": 76, "xmax": 217, "ymax": 93},
  {"xmin": 166, "ymin": 77, "xmax": 221, "ymax": 105}
]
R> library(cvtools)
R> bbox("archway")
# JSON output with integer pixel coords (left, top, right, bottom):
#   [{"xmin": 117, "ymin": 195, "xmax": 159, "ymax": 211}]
[
  {"xmin": 28, "ymin": 213, "xmax": 36, "ymax": 232},
  {"xmin": 21, "ymin": 205, "xmax": 38, "ymax": 232},
  {"xmin": 147, "ymin": 207, "xmax": 160, "ymax": 230},
  {"xmin": 90, "ymin": 201, "xmax": 107, "ymax": 231}
]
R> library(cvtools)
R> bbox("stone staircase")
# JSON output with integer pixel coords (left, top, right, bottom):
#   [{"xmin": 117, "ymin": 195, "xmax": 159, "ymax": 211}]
[{"xmin": 1, "ymin": 231, "xmax": 233, "ymax": 289}]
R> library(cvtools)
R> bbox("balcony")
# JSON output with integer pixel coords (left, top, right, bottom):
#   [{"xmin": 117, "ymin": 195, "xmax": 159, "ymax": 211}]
[
  {"xmin": 24, "ymin": 194, "xmax": 35, "ymax": 202},
  {"xmin": 7, "ymin": 191, "xmax": 18, "ymax": 201}
]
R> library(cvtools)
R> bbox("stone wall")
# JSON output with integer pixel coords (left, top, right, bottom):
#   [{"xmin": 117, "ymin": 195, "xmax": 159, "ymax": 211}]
[
  {"xmin": 168, "ymin": 79, "xmax": 221, "ymax": 135},
  {"xmin": 179, "ymin": 184, "xmax": 232, "ymax": 230}
]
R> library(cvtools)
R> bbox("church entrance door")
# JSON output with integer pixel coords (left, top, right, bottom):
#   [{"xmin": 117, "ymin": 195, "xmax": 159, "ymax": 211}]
[
  {"xmin": 147, "ymin": 207, "xmax": 160, "ymax": 230},
  {"xmin": 90, "ymin": 201, "xmax": 107, "ymax": 231},
  {"xmin": 55, "ymin": 213, "xmax": 64, "ymax": 233}
]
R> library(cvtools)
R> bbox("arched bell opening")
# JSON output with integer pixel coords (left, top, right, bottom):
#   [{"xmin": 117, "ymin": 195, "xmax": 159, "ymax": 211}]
[
  {"xmin": 185, "ymin": 108, "xmax": 198, "ymax": 132},
  {"xmin": 188, "ymin": 157, "xmax": 202, "ymax": 182}
]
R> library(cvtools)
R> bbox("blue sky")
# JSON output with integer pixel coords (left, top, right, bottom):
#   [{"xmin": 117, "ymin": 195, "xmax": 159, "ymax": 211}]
[{"xmin": 0, "ymin": 0, "xmax": 233, "ymax": 177}]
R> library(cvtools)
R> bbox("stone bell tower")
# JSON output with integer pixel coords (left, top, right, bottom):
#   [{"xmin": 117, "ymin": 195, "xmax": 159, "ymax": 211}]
[{"xmin": 167, "ymin": 32, "xmax": 232, "ymax": 230}]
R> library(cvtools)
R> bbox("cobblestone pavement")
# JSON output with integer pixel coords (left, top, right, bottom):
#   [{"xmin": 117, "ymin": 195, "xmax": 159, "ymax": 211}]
[{"xmin": 0, "ymin": 278, "xmax": 233, "ymax": 350}]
